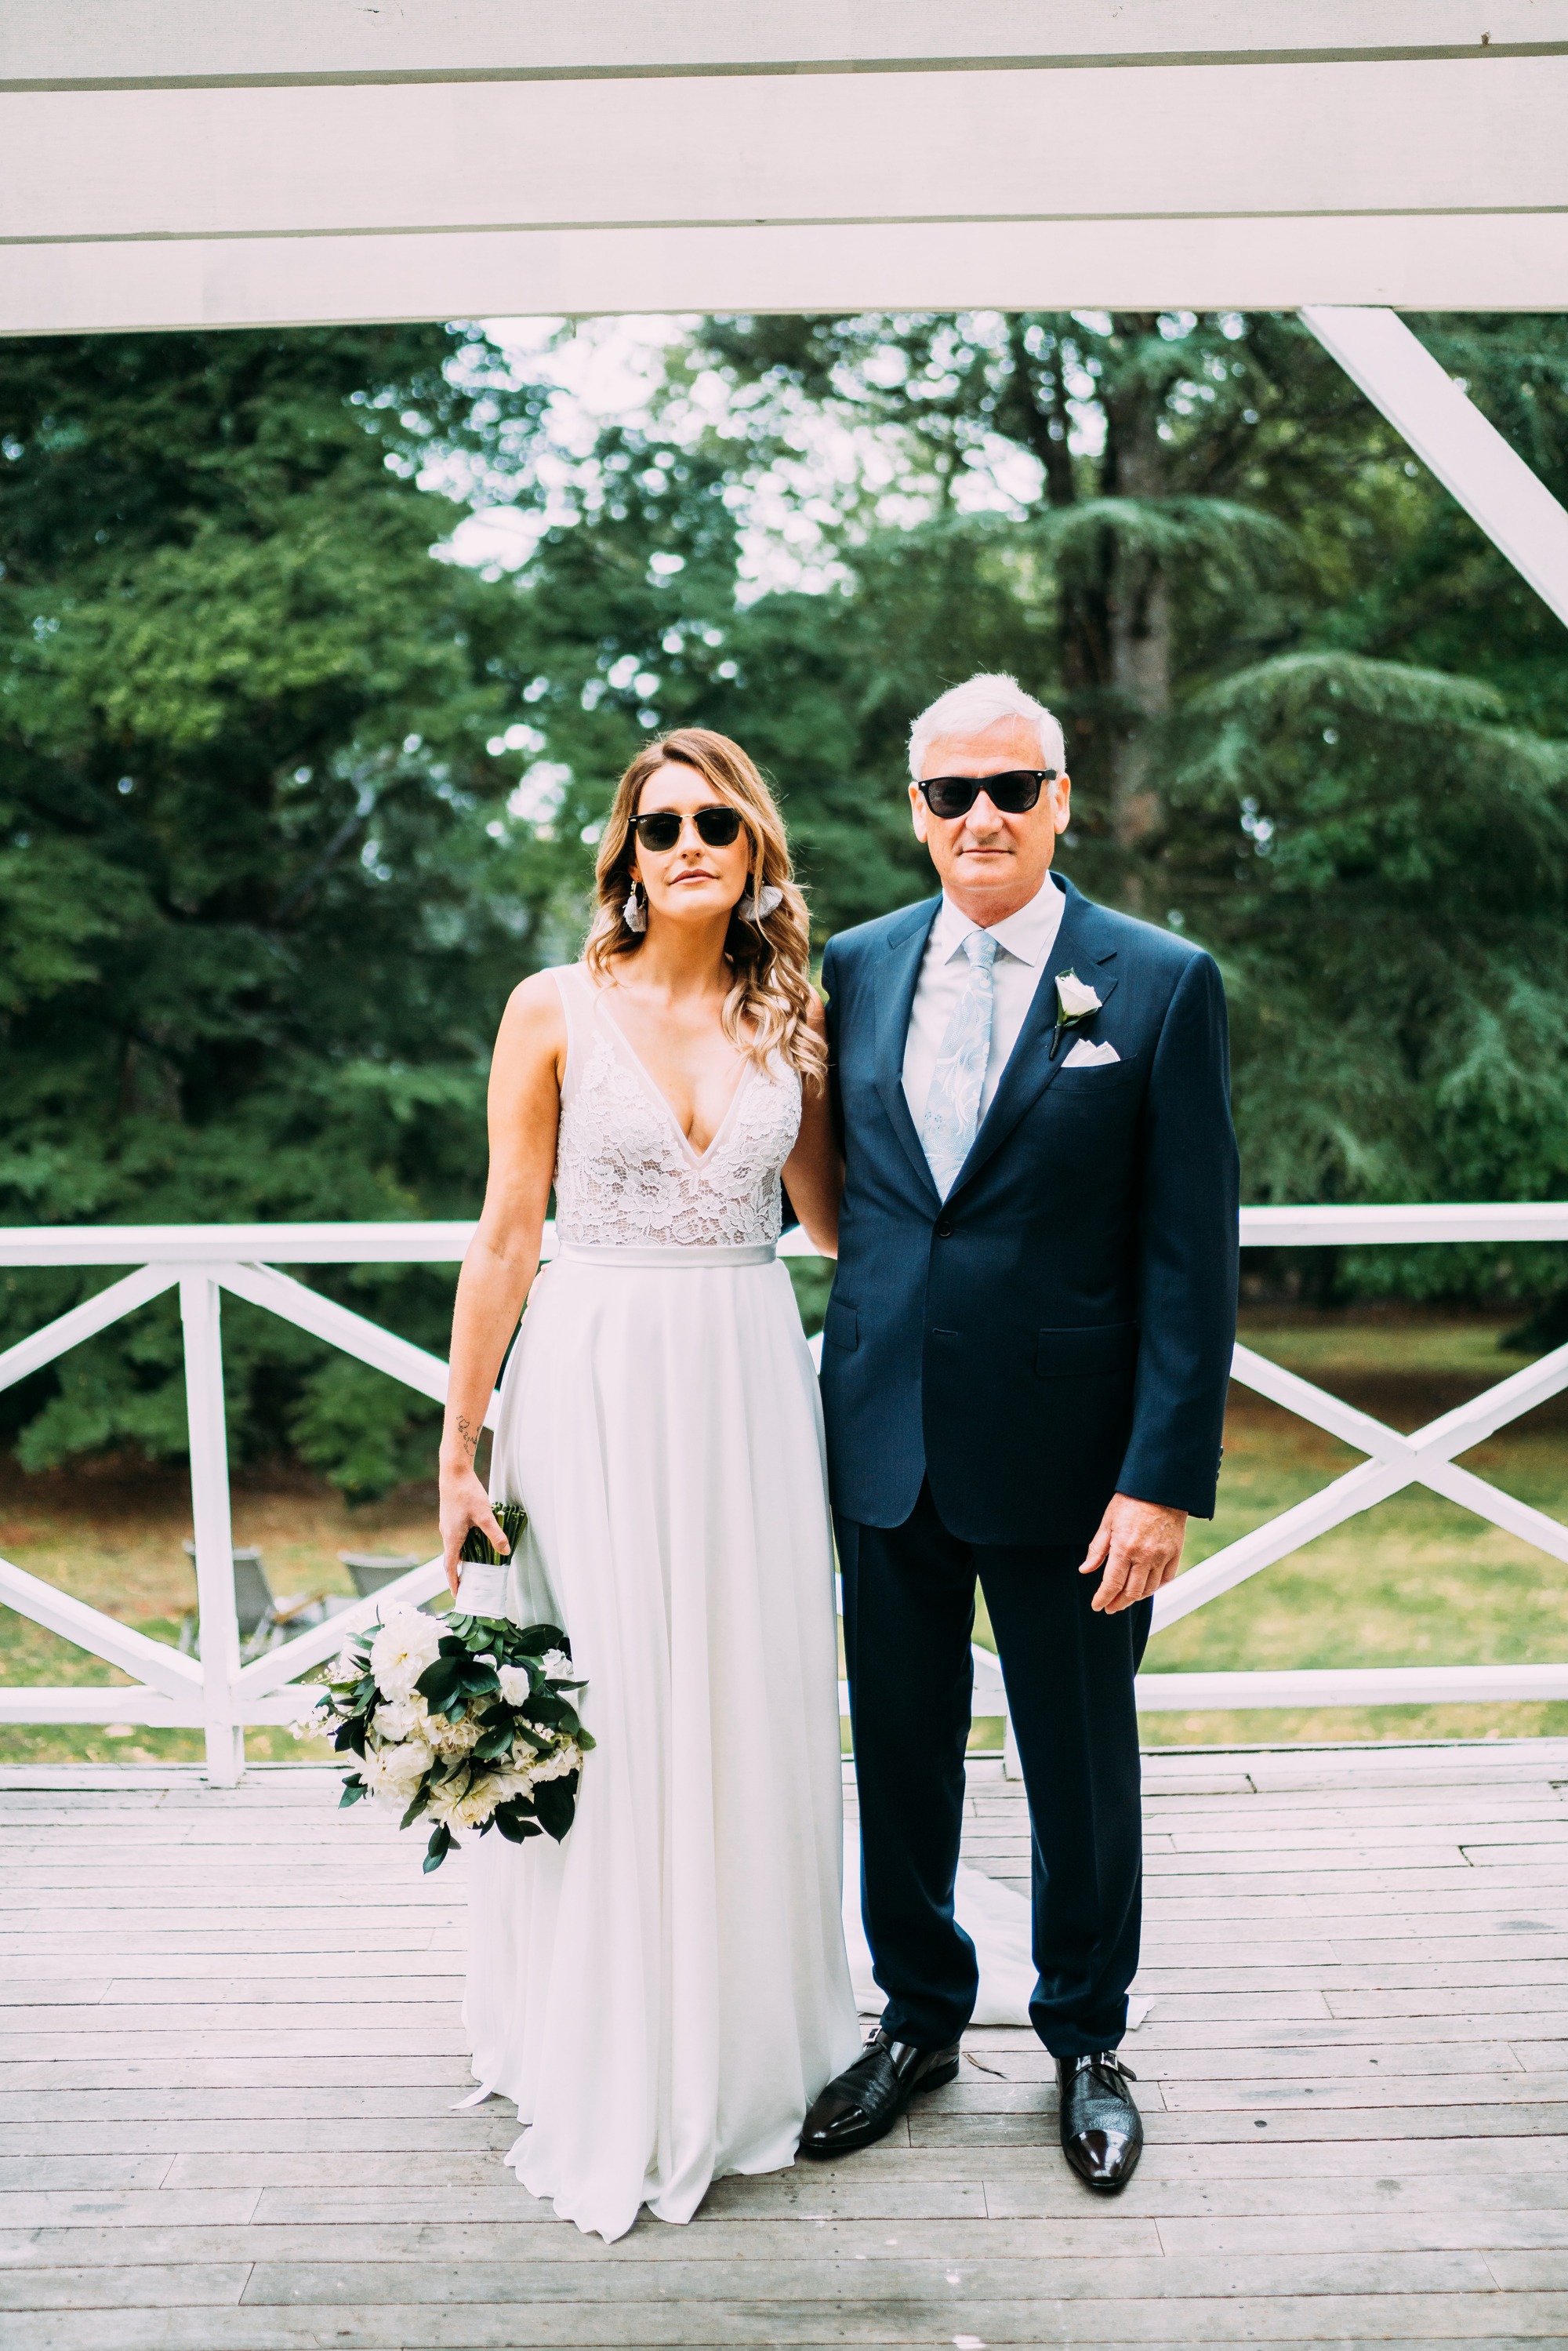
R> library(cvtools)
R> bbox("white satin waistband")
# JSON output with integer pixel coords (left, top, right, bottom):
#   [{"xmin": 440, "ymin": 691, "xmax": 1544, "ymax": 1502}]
[{"xmin": 554, "ymin": 1240, "xmax": 777, "ymax": 1269}]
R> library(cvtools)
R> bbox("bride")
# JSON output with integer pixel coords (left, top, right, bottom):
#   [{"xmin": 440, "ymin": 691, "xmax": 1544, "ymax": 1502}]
[{"xmin": 437, "ymin": 726, "xmax": 863, "ymax": 2242}]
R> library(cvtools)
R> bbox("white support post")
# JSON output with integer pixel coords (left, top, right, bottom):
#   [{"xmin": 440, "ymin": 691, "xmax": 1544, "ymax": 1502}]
[
  {"xmin": 1301, "ymin": 307, "xmax": 1568, "ymax": 633},
  {"xmin": 179, "ymin": 1273, "xmax": 244, "ymax": 1785}
]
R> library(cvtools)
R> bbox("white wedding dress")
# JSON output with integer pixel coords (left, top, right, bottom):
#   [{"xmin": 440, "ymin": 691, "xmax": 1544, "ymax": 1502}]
[{"xmin": 463, "ymin": 964, "xmax": 864, "ymax": 2243}]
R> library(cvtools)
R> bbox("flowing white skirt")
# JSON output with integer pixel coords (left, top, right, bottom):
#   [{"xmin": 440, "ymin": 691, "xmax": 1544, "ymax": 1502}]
[{"xmin": 463, "ymin": 1248, "xmax": 863, "ymax": 2243}]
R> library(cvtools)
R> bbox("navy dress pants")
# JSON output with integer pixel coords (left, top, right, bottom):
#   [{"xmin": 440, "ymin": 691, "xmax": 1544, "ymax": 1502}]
[{"xmin": 837, "ymin": 1481, "xmax": 1151, "ymax": 2059}]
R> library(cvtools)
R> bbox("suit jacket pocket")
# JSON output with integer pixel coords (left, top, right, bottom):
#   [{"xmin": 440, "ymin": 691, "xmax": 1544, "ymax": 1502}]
[
  {"xmin": 823, "ymin": 1299, "xmax": 860, "ymax": 1352},
  {"xmin": 1036, "ymin": 1321, "xmax": 1138, "ymax": 1379}
]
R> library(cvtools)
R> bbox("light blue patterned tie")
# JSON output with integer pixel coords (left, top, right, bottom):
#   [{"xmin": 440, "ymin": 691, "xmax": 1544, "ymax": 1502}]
[{"xmin": 919, "ymin": 928, "xmax": 998, "ymax": 1198}]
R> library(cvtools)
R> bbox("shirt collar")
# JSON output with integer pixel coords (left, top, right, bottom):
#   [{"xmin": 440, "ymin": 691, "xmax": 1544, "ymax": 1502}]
[{"xmin": 932, "ymin": 872, "xmax": 1065, "ymax": 967}]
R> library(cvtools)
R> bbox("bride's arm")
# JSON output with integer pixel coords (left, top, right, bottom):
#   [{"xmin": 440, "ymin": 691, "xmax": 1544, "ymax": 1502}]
[
  {"xmin": 438, "ymin": 973, "xmax": 565, "ymax": 1595},
  {"xmin": 781, "ymin": 993, "xmax": 842, "ymax": 1259}
]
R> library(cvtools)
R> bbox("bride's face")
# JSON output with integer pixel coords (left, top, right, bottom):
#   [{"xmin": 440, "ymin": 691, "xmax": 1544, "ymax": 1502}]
[{"xmin": 630, "ymin": 763, "xmax": 751, "ymax": 930}]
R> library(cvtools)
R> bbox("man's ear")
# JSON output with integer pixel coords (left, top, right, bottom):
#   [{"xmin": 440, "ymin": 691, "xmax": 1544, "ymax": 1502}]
[
  {"xmin": 1053, "ymin": 776, "xmax": 1072, "ymax": 835},
  {"xmin": 908, "ymin": 781, "xmax": 930, "ymax": 843}
]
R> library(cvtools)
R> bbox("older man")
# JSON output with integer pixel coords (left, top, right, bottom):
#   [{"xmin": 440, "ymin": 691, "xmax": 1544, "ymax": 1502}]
[{"xmin": 802, "ymin": 673, "xmax": 1238, "ymax": 2189}]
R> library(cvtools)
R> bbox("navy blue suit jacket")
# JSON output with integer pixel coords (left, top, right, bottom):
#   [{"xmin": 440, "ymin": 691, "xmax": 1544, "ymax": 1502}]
[{"xmin": 819, "ymin": 875, "xmax": 1240, "ymax": 1549}]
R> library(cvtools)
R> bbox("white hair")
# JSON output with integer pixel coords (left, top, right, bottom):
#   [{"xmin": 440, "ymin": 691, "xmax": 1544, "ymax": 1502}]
[{"xmin": 907, "ymin": 673, "xmax": 1065, "ymax": 780}]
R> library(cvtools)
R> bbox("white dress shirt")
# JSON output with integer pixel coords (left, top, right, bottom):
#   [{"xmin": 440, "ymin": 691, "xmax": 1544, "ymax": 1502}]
[{"xmin": 902, "ymin": 873, "xmax": 1066, "ymax": 1132}]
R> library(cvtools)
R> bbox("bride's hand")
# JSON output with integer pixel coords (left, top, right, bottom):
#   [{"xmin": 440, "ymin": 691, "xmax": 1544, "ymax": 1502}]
[{"xmin": 438, "ymin": 1467, "xmax": 510, "ymax": 1599}]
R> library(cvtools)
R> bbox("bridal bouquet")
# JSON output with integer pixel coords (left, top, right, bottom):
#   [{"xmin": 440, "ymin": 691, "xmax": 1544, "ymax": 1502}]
[{"xmin": 307, "ymin": 1507, "xmax": 592, "ymax": 1872}]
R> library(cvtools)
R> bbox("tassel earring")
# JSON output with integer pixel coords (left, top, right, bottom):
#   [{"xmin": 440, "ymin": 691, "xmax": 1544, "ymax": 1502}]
[
  {"xmin": 738, "ymin": 882, "xmax": 783, "ymax": 925},
  {"xmin": 622, "ymin": 881, "xmax": 647, "ymax": 934}
]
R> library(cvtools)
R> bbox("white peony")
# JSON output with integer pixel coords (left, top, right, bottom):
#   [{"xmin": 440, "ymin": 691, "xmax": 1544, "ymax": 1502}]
[
  {"xmin": 1054, "ymin": 970, "xmax": 1102, "ymax": 1022},
  {"xmin": 369, "ymin": 1605, "xmax": 445, "ymax": 1700},
  {"xmin": 360, "ymin": 1737, "xmax": 433, "ymax": 1800},
  {"xmin": 372, "ymin": 1694, "xmax": 428, "ymax": 1744},
  {"xmin": 496, "ymin": 1663, "xmax": 532, "ymax": 1706},
  {"xmin": 426, "ymin": 1769, "xmax": 503, "ymax": 1833}
]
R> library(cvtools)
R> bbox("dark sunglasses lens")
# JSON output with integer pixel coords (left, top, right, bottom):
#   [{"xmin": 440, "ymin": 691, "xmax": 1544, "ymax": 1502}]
[
  {"xmin": 635, "ymin": 812, "xmax": 682, "ymax": 851},
  {"xmin": 923, "ymin": 770, "xmax": 1047, "ymax": 818},
  {"xmin": 695, "ymin": 807, "xmax": 742, "ymax": 847}
]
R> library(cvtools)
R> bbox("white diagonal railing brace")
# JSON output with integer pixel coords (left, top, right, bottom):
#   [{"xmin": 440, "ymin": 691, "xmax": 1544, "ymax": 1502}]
[
  {"xmin": 1152, "ymin": 1333, "xmax": 1568, "ymax": 1631},
  {"xmin": 234, "ymin": 1555, "xmax": 448, "ymax": 1701},
  {"xmin": 218, "ymin": 1260, "xmax": 499, "ymax": 1426},
  {"xmin": 1, "ymin": 1208, "xmax": 1566, "ymax": 1775},
  {"xmin": 1302, "ymin": 306, "xmax": 1568, "ymax": 632},
  {"xmin": 0, "ymin": 1552, "xmax": 201, "ymax": 1704},
  {"xmin": 0, "ymin": 1263, "xmax": 178, "ymax": 1394}
]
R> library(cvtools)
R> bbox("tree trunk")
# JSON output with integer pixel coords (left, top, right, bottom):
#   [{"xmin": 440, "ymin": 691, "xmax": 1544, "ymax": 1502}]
[{"xmin": 1100, "ymin": 321, "xmax": 1175, "ymax": 905}]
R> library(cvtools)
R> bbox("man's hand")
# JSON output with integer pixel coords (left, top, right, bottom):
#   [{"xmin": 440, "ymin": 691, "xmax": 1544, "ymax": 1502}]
[{"xmin": 1078, "ymin": 1494, "xmax": 1187, "ymax": 1615}]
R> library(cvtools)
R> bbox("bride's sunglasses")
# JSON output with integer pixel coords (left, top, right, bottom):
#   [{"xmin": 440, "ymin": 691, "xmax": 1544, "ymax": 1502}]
[
  {"xmin": 630, "ymin": 806, "xmax": 744, "ymax": 853},
  {"xmin": 916, "ymin": 769, "xmax": 1057, "ymax": 821}
]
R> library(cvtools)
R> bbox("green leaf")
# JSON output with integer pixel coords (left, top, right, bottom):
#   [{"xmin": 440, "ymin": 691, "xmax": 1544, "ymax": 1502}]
[
  {"xmin": 338, "ymin": 1775, "xmax": 368, "ymax": 1808},
  {"xmin": 423, "ymin": 1822, "xmax": 454, "ymax": 1873}
]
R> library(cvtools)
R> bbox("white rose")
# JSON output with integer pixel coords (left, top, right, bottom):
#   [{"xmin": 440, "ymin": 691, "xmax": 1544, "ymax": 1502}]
[
  {"xmin": 360, "ymin": 1737, "xmax": 433, "ymax": 1800},
  {"xmin": 369, "ymin": 1606, "xmax": 445, "ymax": 1700},
  {"xmin": 539, "ymin": 1649, "xmax": 571, "ymax": 1681},
  {"xmin": 496, "ymin": 1664, "xmax": 532, "ymax": 1706},
  {"xmin": 1054, "ymin": 971, "xmax": 1102, "ymax": 1021},
  {"xmin": 372, "ymin": 1695, "xmax": 428, "ymax": 1744}
]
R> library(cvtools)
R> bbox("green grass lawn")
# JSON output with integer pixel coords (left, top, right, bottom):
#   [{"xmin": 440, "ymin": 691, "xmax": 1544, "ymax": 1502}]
[{"xmin": 3, "ymin": 1303, "xmax": 1565, "ymax": 1764}]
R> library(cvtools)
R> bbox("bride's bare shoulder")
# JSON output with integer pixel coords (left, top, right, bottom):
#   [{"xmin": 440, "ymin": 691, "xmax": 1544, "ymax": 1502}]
[{"xmin": 494, "ymin": 966, "xmax": 572, "ymax": 1067}]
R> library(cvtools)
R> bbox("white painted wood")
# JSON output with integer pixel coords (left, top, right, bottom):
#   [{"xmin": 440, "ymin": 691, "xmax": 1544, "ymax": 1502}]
[
  {"xmin": 0, "ymin": 1555, "xmax": 200, "ymax": 1705},
  {"xmin": 0, "ymin": 1264, "xmax": 177, "ymax": 1395},
  {"xmin": 1136, "ymin": 1664, "xmax": 1568, "ymax": 1710},
  {"xmin": 11, "ymin": 214, "xmax": 1568, "ymax": 339},
  {"xmin": 1305, "ymin": 304, "xmax": 1568, "ymax": 631},
  {"xmin": 219, "ymin": 1260, "xmax": 499, "ymax": 1427},
  {"xmin": 233, "ymin": 1564, "xmax": 448, "ymax": 1702},
  {"xmin": 6, "ymin": 2, "xmax": 1565, "ymax": 87},
  {"xmin": 7, "ymin": 64, "xmax": 1566, "ymax": 248},
  {"xmin": 0, "ymin": 1222, "xmax": 477, "ymax": 1267},
  {"xmin": 177, "ymin": 1276, "xmax": 243, "ymax": 1786}
]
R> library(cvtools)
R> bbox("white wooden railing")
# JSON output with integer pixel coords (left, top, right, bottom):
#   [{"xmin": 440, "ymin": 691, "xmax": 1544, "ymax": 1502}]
[{"xmin": 2, "ymin": 1208, "xmax": 1566, "ymax": 1783}]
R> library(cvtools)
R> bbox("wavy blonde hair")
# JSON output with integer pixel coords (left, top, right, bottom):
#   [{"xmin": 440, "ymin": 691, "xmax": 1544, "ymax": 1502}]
[{"xmin": 583, "ymin": 729, "xmax": 826, "ymax": 1088}]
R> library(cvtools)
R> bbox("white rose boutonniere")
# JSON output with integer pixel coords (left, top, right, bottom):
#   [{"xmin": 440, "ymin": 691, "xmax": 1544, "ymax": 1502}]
[{"xmin": 1051, "ymin": 969, "xmax": 1103, "ymax": 1059}]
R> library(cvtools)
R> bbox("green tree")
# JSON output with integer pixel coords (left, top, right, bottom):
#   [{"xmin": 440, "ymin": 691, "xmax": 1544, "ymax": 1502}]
[{"xmin": 0, "ymin": 325, "xmax": 557, "ymax": 1492}]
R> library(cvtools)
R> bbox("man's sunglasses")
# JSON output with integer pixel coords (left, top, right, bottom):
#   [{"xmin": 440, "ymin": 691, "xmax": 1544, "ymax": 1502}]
[
  {"xmin": 630, "ymin": 806, "xmax": 744, "ymax": 853},
  {"xmin": 916, "ymin": 769, "xmax": 1057, "ymax": 821}
]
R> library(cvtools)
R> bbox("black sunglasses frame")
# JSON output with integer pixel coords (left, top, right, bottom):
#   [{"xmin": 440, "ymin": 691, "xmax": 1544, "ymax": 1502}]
[
  {"xmin": 630, "ymin": 806, "xmax": 745, "ymax": 852},
  {"xmin": 916, "ymin": 768, "xmax": 1058, "ymax": 821}
]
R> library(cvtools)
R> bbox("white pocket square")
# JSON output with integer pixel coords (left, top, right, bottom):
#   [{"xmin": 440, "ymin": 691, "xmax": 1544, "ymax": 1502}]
[{"xmin": 1062, "ymin": 1037, "xmax": 1120, "ymax": 1068}]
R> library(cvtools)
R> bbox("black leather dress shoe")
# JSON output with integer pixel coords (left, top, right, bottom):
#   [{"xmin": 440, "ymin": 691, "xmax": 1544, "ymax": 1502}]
[
  {"xmin": 799, "ymin": 2029, "xmax": 961, "ymax": 2159},
  {"xmin": 1056, "ymin": 2051, "xmax": 1143, "ymax": 2190}
]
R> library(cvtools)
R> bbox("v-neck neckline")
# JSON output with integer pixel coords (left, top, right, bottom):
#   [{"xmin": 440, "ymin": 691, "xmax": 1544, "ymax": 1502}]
[{"xmin": 597, "ymin": 994, "xmax": 756, "ymax": 1168}]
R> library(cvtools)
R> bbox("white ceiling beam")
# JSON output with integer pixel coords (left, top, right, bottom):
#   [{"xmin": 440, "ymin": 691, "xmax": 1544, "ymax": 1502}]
[
  {"xmin": 6, "ymin": 62, "xmax": 1565, "ymax": 246},
  {"xmin": 5, "ymin": 2, "xmax": 1565, "ymax": 89},
  {"xmin": 6, "ymin": 215, "xmax": 1567, "ymax": 340},
  {"xmin": 1305, "ymin": 306, "xmax": 1568, "ymax": 630}
]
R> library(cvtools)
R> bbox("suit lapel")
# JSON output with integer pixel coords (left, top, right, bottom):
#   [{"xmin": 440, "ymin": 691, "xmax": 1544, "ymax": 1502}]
[
  {"xmin": 950, "ymin": 878, "xmax": 1120, "ymax": 1194},
  {"xmin": 873, "ymin": 897, "xmax": 942, "ymax": 1204}
]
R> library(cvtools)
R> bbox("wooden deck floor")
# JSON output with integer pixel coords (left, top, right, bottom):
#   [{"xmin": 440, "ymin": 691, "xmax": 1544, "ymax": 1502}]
[{"xmin": 2, "ymin": 1739, "xmax": 1567, "ymax": 2347}]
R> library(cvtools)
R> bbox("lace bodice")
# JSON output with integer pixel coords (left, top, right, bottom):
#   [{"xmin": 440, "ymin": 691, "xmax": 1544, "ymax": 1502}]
[{"xmin": 550, "ymin": 966, "xmax": 800, "ymax": 1249}]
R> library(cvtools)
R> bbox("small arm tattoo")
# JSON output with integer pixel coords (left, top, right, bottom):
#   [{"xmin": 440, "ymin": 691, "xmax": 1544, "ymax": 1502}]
[{"xmin": 454, "ymin": 1415, "xmax": 479, "ymax": 1458}]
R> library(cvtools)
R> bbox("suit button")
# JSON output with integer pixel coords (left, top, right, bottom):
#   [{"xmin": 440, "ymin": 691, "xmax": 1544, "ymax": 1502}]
[{"xmin": 935, "ymin": 1220, "xmax": 953, "ymax": 1239}]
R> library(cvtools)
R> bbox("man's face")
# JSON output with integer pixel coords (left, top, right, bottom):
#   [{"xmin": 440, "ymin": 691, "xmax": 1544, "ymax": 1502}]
[{"xmin": 910, "ymin": 715, "xmax": 1071, "ymax": 917}]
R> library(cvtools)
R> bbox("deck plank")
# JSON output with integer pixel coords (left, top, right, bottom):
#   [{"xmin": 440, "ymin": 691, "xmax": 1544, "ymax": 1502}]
[{"xmin": 1, "ymin": 1746, "xmax": 1566, "ymax": 2346}]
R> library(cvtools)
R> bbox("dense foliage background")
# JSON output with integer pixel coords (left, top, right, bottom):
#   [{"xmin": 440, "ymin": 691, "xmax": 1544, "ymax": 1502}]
[{"xmin": 4, "ymin": 308, "xmax": 1567, "ymax": 1494}]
